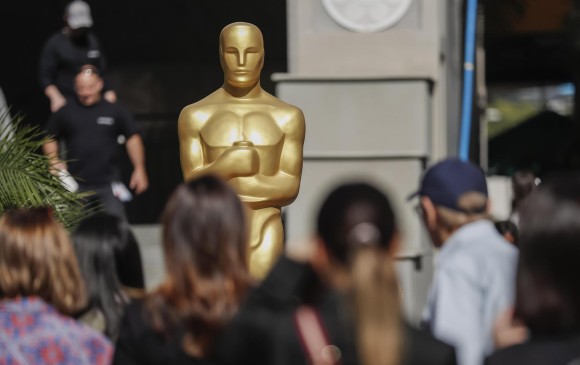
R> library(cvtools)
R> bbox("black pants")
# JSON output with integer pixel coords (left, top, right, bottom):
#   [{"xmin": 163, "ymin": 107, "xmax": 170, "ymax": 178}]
[{"xmin": 81, "ymin": 183, "xmax": 126, "ymax": 221}]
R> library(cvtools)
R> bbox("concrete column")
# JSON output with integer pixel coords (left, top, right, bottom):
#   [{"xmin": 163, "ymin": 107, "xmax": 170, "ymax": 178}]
[{"xmin": 276, "ymin": 0, "xmax": 463, "ymax": 322}]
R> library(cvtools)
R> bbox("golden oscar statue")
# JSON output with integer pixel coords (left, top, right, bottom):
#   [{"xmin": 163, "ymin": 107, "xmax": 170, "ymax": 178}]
[{"xmin": 178, "ymin": 22, "xmax": 305, "ymax": 279}]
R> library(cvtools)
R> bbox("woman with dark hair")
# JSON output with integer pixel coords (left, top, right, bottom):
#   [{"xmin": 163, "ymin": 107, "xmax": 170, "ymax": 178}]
[
  {"xmin": 113, "ymin": 174, "xmax": 251, "ymax": 365},
  {"xmin": 486, "ymin": 175, "xmax": 580, "ymax": 365},
  {"xmin": 217, "ymin": 182, "xmax": 456, "ymax": 365},
  {"xmin": 0, "ymin": 207, "xmax": 112, "ymax": 365},
  {"xmin": 73, "ymin": 212, "xmax": 144, "ymax": 339}
]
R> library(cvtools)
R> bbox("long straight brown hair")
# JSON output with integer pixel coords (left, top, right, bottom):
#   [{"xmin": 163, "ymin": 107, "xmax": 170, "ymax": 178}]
[
  {"xmin": 146, "ymin": 175, "xmax": 251, "ymax": 357},
  {"xmin": 0, "ymin": 207, "xmax": 86, "ymax": 314},
  {"xmin": 317, "ymin": 182, "xmax": 402, "ymax": 365}
]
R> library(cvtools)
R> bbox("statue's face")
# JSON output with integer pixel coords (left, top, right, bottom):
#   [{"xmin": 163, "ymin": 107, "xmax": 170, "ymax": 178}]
[{"xmin": 220, "ymin": 25, "xmax": 264, "ymax": 88}]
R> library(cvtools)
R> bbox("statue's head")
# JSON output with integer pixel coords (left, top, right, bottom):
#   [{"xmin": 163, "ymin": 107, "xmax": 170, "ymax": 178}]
[{"xmin": 219, "ymin": 22, "xmax": 264, "ymax": 89}]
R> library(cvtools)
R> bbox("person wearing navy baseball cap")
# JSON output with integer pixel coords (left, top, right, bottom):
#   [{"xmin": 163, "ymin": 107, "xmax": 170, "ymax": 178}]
[{"xmin": 413, "ymin": 158, "xmax": 518, "ymax": 365}]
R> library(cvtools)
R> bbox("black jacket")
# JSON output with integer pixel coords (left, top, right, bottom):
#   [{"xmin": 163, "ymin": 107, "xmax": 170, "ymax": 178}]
[
  {"xmin": 113, "ymin": 300, "xmax": 211, "ymax": 365},
  {"xmin": 216, "ymin": 256, "xmax": 457, "ymax": 365},
  {"xmin": 485, "ymin": 334, "xmax": 580, "ymax": 365}
]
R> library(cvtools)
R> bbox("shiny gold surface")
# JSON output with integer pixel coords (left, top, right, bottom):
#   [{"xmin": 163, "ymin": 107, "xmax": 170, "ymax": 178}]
[{"xmin": 178, "ymin": 22, "xmax": 305, "ymax": 279}]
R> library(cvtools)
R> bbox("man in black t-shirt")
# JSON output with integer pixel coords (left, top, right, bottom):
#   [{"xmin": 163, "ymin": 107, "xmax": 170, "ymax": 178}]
[{"xmin": 43, "ymin": 65, "xmax": 148, "ymax": 219}]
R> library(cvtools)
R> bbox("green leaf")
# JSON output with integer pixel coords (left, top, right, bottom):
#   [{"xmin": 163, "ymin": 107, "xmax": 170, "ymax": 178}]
[{"xmin": 0, "ymin": 111, "xmax": 98, "ymax": 231}]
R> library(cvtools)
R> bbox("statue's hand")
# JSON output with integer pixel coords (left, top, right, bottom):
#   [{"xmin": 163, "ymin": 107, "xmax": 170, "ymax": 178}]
[{"xmin": 220, "ymin": 142, "xmax": 259, "ymax": 177}]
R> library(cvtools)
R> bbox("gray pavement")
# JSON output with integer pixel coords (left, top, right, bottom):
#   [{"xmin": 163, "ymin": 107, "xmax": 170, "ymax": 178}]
[{"xmin": 132, "ymin": 224, "xmax": 164, "ymax": 290}]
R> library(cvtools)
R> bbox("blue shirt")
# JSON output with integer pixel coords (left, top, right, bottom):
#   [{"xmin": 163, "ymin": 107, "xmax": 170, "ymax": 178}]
[{"xmin": 422, "ymin": 220, "xmax": 518, "ymax": 365}]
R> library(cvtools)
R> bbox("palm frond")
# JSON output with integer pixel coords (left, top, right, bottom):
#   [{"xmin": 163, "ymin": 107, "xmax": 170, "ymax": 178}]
[{"xmin": 0, "ymin": 113, "xmax": 96, "ymax": 231}]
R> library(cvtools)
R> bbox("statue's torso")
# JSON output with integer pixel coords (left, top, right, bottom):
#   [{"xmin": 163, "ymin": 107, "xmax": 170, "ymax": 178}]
[
  {"xmin": 179, "ymin": 86, "xmax": 304, "ymax": 279},
  {"xmin": 199, "ymin": 104, "xmax": 286, "ymax": 175}
]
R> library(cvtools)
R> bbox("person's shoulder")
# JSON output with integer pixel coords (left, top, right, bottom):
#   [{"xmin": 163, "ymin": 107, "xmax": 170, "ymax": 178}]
[
  {"xmin": 31, "ymin": 310, "xmax": 112, "ymax": 365},
  {"xmin": 216, "ymin": 286, "xmax": 290, "ymax": 360},
  {"xmin": 491, "ymin": 233, "xmax": 518, "ymax": 256},
  {"xmin": 487, "ymin": 335, "xmax": 580, "ymax": 365},
  {"xmin": 116, "ymin": 299, "xmax": 162, "ymax": 354},
  {"xmin": 476, "ymin": 224, "xmax": 518, "ymax": 267},
  {"xmin": 105, "ymin": 100, "xmax": 131, "ymax": 114},
  {"xmin": 438, "ymin": 244, "xmax": 480, "ymax": 278},
  {"xmin": 51, "ymin": 103, "xmax": 75, "ymax": 120},
  {"xmin": 44, "ymin": 31, "xmax": 66, "ymax": 46},
  {"xmin": 1, "ymin": 298, "xmax": 111, "ymax": 358},
  {"xmin": 87, "ymin": 30, "xmax": 101, "ymax": 42},
  {"xmin": 44, "ymin": 307, "xmax": 112, "ymax": 344},
  {"xmin": 97, "ymin": 99, "xmax": 119, "ymax": 109},
  {"xmin": 121, "ymin": 299, "xmax": 148, "ymax": 325},
  {"xmin": 403, "ymin": 324, "xmax": 457, "ymax": 365},
  {"xmin": 226, "ymin": 270, "xmax": 298, "ymax": 330},
  {"xmin": 485, "ymin": 342, "xmax": 541, "ymax": 365},
  {"xmin": 440, "ymin": 240, "xmax": 514, "ymax": 287},
  {"xmin": 70, "ymin": 320, "xmax": 113, "ymax": 364},
  {"xmin": 95, "ymin": 100, "xmax": 131, "ymax": 120},
  {"xmin": 449, "ymin": 221, "xmax": 516, "ymax": 259}
]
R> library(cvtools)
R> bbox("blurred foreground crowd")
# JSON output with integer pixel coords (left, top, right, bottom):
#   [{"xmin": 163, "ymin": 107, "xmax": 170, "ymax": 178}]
[
  {"xmin": 1, "ymin": 157, "xmax": 579, "ymax": 365},
  {"xmin": 2, "ymin": 1, "xmax": 578, "ymax": 365}
]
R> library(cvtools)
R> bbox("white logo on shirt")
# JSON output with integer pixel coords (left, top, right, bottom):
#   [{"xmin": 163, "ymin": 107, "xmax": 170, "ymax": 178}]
[
  {"xmin": 97, "ymin": 116, "xmax": 115, "ymax": 126},
  {"xmin": 87, "ymin": 50, "xmax": 101, "ymax": 58}
]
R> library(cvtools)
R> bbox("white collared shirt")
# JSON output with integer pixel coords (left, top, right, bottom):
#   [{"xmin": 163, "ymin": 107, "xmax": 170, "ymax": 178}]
[{"xmin": 422, "ymin": 220, "xmax": 518, "ymax": 365}]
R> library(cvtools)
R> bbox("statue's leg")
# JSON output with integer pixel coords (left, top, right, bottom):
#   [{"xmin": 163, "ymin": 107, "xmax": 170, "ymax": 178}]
[{"xmin": 248, "ymin": 212, "xmax": 284, "ymax": 280}]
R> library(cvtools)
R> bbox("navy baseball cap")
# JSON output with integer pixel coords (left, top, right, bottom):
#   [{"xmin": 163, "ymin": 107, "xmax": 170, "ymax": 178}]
[{"xmin": 409, "ymin": 158, "xmax": 488, "ymax": 213}]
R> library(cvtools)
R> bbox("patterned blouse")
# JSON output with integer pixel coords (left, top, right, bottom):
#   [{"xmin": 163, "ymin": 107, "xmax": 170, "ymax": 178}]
[{"xmin": 0, "ymin": 297, "xmax": 112, "ymax": 365}]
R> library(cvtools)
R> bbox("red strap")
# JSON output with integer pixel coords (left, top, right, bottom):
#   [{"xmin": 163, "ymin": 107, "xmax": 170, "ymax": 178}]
[{"xmin": 294, "ymin": 305, "xmax": 342, "ymax": 365}]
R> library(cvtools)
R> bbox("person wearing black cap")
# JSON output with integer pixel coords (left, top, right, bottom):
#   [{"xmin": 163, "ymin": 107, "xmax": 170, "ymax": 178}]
[
  {"xmin": 39, "ymin": 0, "xmax": 116, "ymax": 113},
  {"xmin": 411, "ymin": 158, "xmax": 518, "ymax": 365}
]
